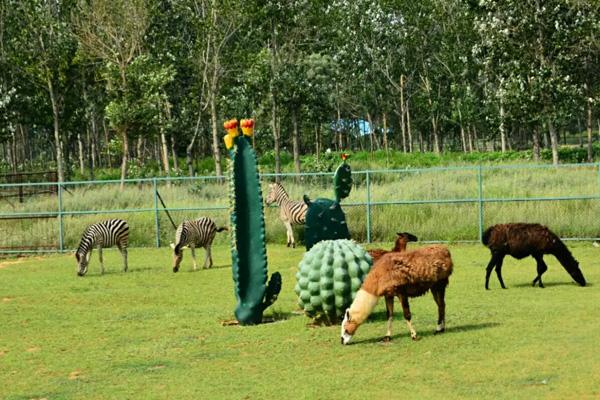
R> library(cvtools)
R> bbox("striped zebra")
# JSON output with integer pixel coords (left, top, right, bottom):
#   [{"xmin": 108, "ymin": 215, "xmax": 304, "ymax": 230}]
[
  {"xmin": 265, "ymin": 182, "xmax": 308, "ymax": 248},
  {"xmin": 172, "ymin": 217, "xmax": 228, "ymax": 272},
  {"xmin": 75, "ymin": 219, "xmax": 129, "ymax": 276}
]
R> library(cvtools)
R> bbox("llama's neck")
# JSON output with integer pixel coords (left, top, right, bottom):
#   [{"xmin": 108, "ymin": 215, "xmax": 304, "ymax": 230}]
[
  {"xmin": 392, "ymin": 239, "xmax": 408, "ymax": 252},
  {"xmin": 553, "ymin": 242, "xmax": 577, "ymax": 268},
  {"xmin": 348, "ymin": 289, "xmax": 379, "ymax": 325}
]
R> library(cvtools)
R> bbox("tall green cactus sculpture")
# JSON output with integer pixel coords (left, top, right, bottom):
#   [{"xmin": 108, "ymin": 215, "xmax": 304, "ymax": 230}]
[
  {"xmin": 224, "ymin": 118, "xmax": 281, "ymax": 325},
  {"xmin": 303, "ymin": 154, "xmax": 353, "ymax": 250}
]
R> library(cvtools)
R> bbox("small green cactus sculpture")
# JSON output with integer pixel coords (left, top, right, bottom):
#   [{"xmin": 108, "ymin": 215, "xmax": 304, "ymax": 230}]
[
  {"xmin": 224, "ymin": 119, "xmax": 281, "ymax": 325},
  {"xmin": 303, "ymin": 155, "xmax": 353, "ymax": 250},
  {"xmin": 294, "ymin": 239, "xmax": 372, "ymax": 324}
]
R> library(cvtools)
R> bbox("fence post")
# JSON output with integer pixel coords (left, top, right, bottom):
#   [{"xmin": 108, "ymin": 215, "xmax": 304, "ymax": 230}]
[
  {"xmin": 366, "ymin": 170, "xmax": 372, "ymax": 243},
  {"xmin": 58, "ymin": 182, "xmax": 64, "ymax": 252},
  {"xmin": 153, "ymin": 178, "xmax": 161, "ymax": 247},
  {"xmin": 477, "ymin": 165, "xmax": 484, "ymax": 242}
]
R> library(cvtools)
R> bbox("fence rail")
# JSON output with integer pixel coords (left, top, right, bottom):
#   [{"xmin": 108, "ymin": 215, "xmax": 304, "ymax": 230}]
[{"xmin": 1, "ymin": 162, "xmax": 599, "ymax": 254}]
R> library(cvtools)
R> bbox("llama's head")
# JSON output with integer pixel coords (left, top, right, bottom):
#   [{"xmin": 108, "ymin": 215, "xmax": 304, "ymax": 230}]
[
  {"xmin": 341, "ymin": 309, "xmax": 359, "ymax": 345},
  {"xmin": 564, "ymin": 260, "xmax": 586, "ymax": 286},
  {"xmin": 75, "ymin": 251, "xmax": 90, "ymax": 276},
  {"xmin": 394, "ymin": 232, "xmax": 418, "ymax": 251}
]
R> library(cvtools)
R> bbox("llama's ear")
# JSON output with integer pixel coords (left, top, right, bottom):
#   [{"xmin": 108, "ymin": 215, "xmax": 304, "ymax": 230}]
[{"xmin": 344, "ymin": 309, "xmax": 351, "ymax": 322}]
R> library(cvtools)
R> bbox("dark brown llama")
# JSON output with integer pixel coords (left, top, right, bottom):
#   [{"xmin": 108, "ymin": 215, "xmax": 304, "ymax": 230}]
[
  {"xmin": 368, "ymin": 232, "xmax": 418, "ymax": 263},
  {"xmin": 482, "ymin": 223, "xmax": 587, "ymax": 289},
  {"xmin": 341, "ymin": 245, "xmax": 453, "ymax": 345}
]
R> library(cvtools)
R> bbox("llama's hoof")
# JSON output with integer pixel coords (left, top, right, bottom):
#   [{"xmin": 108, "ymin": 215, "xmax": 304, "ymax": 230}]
[
  {"xmin": 411, "ymin": 335, "xmax": 419, "ymax": 341},
  {"xmin": 382, "ymin": 336, "xmax": 392, "ymax": 343},
  {"xmin": 434, "ymin": 328, "xmax": 445, "ymax": 335},
  {"xmin": 173, "ymin": 268, "xmax": 179, "ymax": 273},
  {"xmin": 292, "ymin": 243, "xmax": 296, "ymax": 248}
]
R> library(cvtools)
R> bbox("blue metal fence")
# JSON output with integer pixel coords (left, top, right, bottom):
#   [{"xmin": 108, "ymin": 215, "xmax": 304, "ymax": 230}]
[{"xmin": 1, "ymin": 162, "xmax": 599, "ymax": 253}]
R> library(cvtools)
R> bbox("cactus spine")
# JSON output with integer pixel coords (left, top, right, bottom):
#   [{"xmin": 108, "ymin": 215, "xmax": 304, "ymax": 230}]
[{"xmin": 224, "ymin": 119, "xmax": 281, "ymax": 325}]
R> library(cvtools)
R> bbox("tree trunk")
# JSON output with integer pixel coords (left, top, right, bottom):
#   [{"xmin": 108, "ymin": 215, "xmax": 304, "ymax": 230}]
[
  {"xmin": 160, "ymin": 128, "xmax": 170, "ymax": 175},
  {"xmin": 270, "ymin": 90, "xmax": 281, "ymax": 179},
  {"xmin": 366, "ymin": 112, "xmax": 374, "ymax": 153},
  {"xmin": 137, "ymin": 136, "xmax": 144, "ymax": 164},
  {"xmin": 548, "ymin": 119, "xmax": 559, "ymax": 165},
  {"xmin": 382, "ymin": 112, "xmax": 389, "ymax": 161},
  {"xmin": 90, "ymin": 116, "xmax": 97, "ymax": 171},
  {"xmin": 171, "ymin": 135, "xmax": 178, "ymax": 171},
  {"xmin": 119, "ymin": 128, "xmax": 128, "ymax": 190},
  {"xmin": 431, "ymin": 116, "xmax": 440, "ymax": 154},
  {"xmin": 47, "ymin": 79, "xmax": 64, "ymax": 182},
  {"xmin": 406, "ymin": 100, "xmax": 413, "ymax": 152},
  {"xmin": 187, "ymin": 114, "xmax": 201, "ymax": 177},
  {"xmin": 209, "ymin": 91, "xmax": 222, "ymax": 177},
  {"xmin": 418, "ymin": 130, "xmax": 424, "ymax": 153},
  {"xmin": 532, "ymin": 127, "xmax": 541, "ymax": 161},
  {"xmin": 103, "ymin": 119, "xmax": 111, "ymax": 168},
  {"xmin": 399, "ymin": 75, "xmax": 407, "ymax": 153},
  {"xmin": 77, "ymin": 132, "xmax": 85, "ymax": 175},
  {"xmin": 87, "ymin": 124, "xmax": 95, "ymax": 180},
  {"xmin": 291, "ymin": 110, "xmax": 301, "ymax": 174},
  {"xmin": 587, "ymin": 100, "xmax": 593, "ymax": 162},
  {"xmin": 499, "ymin": 102, "xmax": 506, "ymax": 153}
]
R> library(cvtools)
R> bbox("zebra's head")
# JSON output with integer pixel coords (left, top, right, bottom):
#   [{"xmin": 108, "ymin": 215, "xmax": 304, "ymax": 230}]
[
  {"xmin": 75, "ymin": 251, "xmax": 91, "ymax": 276},
  {"xmin": 265, "ymin": 183, "xmax": 278, "ymax": 206}
]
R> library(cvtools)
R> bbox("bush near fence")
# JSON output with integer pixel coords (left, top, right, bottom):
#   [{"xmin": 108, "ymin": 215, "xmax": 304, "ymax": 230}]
[{"xmin": 0, "ymin": 163, "xmax": 599, "ymax": 253}]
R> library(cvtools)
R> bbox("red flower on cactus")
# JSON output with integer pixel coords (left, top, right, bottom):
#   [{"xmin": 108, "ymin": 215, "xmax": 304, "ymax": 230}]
[
  {"xmin": 223, "ymin": 119, "xmax": 239, "ymax": 130},
  {"xmin": 341, "ymin": 153, "xmax": 350, "ymax": 161},
  {"xmin": 240, "ymin": 119, "xmax": 254, "ymax": 128}
]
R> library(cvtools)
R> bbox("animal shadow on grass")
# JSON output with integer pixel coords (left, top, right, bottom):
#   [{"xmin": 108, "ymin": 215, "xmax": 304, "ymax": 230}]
[
  {"xmin": 348, "ymin": 310, "xmax": 500, "ymax": 345},
  {"xmin": 511, "ymin": 281, "xmax": 592, "ymax": 289},
  {"xmin": 182, "ymin": 264, "xmax": 231, "ymax": 272},
  {"xmin": 221, "ymin": 311, "xmax": 292, "ymax": 326}
]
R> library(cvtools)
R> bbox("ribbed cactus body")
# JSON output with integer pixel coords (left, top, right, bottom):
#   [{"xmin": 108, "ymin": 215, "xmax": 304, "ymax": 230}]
[
  {"xmin": 228, "ymin": 134, "xmax": 281, "ymax": 325},
  {"xmin": 294, "ymin": 239, "xmax": 372, "ymax": 323},
  {"xmin": 333, "ymin": 162, "xmax": 352, "ymax": 202}
]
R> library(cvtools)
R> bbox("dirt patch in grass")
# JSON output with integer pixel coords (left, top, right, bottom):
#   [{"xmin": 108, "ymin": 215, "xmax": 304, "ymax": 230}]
[{"xmin": 0, "ymin": 256, "xmax": 44, "ymax": 269}]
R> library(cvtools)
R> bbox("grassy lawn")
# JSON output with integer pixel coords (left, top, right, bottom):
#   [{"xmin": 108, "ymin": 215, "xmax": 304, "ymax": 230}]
[{"xmin": 1, "ymin": 243, "xmax": 599, "ymax": 399}]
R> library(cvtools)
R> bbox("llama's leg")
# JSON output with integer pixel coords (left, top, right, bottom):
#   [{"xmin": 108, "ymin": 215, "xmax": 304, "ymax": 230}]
[
  {"xmin": 383, "ymin": 296, "xmax": 394, "ymax": 342},
  {"xmin": 432, "ymin": 284, "xmax": 446, "ymax": 334},
  {"xmin": 532, "ymin": 255, "xmax": 548, "ymax": 288},
  {"xmin": 485, "ymin": 253, "xmax": 500, "ymax": 289},
  {"xmin": 494, "ymin": 255, "xmax": 507, "ymax": 289},
  {"xmin": 98, "ymin": 246, "xmax": 104, "ymax": 275},
  {"xmin": 399, "ymin": 294, "xmax": 417, "ymax": 340},
  {"xmin": 191, "ymin": 245, "xmax": 198, "ymax": 271}
]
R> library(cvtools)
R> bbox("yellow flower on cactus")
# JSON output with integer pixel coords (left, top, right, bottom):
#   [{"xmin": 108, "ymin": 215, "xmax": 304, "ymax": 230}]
[
  {"xmin": 240, "ymin": 118, "xmax": 255, "ymax": 137},
  {"xmin": 223, "ymin": 134, "xmax": 234, "ymax": 150},
  {"xmin": 223, "ymin": 119, "xmax": 239, "ymax": 138}
]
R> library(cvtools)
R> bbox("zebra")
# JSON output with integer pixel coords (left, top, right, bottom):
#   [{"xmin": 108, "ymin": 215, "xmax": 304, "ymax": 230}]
[
  {"xmin": 265, "ymin": 182, "xmax": 308, "ymax": 248},
  {"xmin": 75, "ymin": 219, "xmax": 129, "ymax": 276},
  {"xmin": 172, "ymin": 217, "xmax": 228, "ymax": 272}
]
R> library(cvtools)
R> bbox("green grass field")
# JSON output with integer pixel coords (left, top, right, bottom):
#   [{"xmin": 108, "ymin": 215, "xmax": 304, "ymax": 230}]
[{"xmin": 1, "ymin": 243, "xmax": 599, "ymax": 399}]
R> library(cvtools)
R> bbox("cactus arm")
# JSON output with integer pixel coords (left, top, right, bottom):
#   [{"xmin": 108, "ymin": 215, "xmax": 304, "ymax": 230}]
[{"xmin": 333, "ymin": 161, "xmax": 352, "ymax": 202}]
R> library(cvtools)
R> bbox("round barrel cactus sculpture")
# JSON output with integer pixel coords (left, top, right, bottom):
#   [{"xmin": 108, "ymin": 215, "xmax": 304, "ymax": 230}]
[{"xmin": 294, "ymin": 239, "xmax": 372, "ymax": 324}]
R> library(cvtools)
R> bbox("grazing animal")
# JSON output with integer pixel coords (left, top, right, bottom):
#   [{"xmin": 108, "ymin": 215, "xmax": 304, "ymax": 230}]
[
  {"xmin": 172, "ymin": 217, "xmax": 227, "ymax": 272},
  {"xmin": 265, "ymin": 182, "xmax": 308, "ymax": 248},
  {"xmin": 75, "ymin": 219, "xmax": 129, "ymax": 276},
  {"xmin": 482, "ymin": 223, "xmax": 586, "ymax": 289},
  {"xmin": 341, "ymin": 245, "xmax": 453, "ymax": 345},
  {"xmin": 368, "ymin": 232, "xmax": 418, "ymax": 262}
]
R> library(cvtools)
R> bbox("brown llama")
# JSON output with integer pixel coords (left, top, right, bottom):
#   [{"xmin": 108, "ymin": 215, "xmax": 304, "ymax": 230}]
[
  {"xmin": 482, "ymin": 223, "xmax": 587, "ymax": 289},
  {"xmin": 368, "ymin": 232, "xmax": 418, "ymax": 263},
  {"xmin": 341, "ymin": 245, "xmax": 453, "ymax": 345}
]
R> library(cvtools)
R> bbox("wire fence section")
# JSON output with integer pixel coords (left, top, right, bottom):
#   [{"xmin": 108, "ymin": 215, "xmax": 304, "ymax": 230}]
[{"xmin": 0, "ymin": 162, "xmax": 599, "ymax": 253}]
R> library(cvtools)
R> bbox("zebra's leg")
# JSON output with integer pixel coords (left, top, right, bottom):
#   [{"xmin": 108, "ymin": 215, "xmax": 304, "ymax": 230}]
[
  {"xmin": 204, "ymin": 245, "xmax": 213, "ymax": 269},
  {"xmin": 191, "ymin": 245, "xmax": 198, "ymax": 271},
  {"xmin": 119, "ymin": 244, "xmax": 128, "ymax": 272},
  {"xmin": 98, "ymin": 246, "xmax": 104, "ymax": 275},
  {"xmin": 284, "ymin": 221, "xmax": 294, "ymax": 248}
]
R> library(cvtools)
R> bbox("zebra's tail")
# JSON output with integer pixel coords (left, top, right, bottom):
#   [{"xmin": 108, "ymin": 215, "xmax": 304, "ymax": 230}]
[{"xmin": 217, "ymin": 226, "xmax": 228, "ymax": 232}]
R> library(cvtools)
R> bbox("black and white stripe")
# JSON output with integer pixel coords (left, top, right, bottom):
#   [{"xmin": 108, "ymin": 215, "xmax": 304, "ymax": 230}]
[
  {"xmin": 75, "ymin": 219, "xmax": 129, "ymax": 276},
  {"xmin": 172, "ymin": 217, "xmax": 227, "ymax": 272},
  {"xmin": 265, "ymin": 182, "xmax": 308, "ymax": 247}
]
